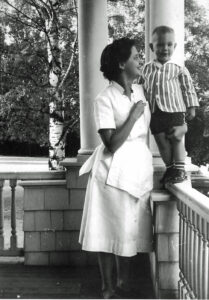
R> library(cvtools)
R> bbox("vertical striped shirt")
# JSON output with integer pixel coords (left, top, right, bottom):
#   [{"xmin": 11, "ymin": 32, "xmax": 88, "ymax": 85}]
[{"xmin": 141, "ymin": 60, "xmax": 199, "ymax": 113}]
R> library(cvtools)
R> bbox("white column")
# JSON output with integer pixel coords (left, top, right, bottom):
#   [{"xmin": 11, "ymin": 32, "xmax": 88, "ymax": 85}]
[
  {"xmin": 77, "ymin": 0, "xmax": 108, "ymax": 160},
  {"xmin": 145, "ymin": 0, "xmax": 185, "ymax": 157}
]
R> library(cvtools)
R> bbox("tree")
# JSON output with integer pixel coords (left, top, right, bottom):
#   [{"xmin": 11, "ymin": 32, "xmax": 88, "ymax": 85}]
[
  {"xmin": 1, "ymin": 0, "xmax": 209, "ymax": 167},
  {"xmin": 108, "ymin": 0, "xmax": 145, "ymax": 64},
  {"xmin": 0, "ymin": 0, "xmax": 78, "ymax": 169},
  {"xmin": 184, "ymin": 0, "xmax": 209, "ymax": 165}
]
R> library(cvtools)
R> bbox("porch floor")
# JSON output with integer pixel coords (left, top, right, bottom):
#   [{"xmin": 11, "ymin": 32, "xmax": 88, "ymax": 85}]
[{"xmin": 0, "ymin": 254, "xmax": 155, "ymax": 299}]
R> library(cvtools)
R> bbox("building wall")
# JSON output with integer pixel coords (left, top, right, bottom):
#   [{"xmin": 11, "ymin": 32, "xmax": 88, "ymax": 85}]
[{"xmin": 22, "ymin": 177, "xmax": 97, "ymax": 266}]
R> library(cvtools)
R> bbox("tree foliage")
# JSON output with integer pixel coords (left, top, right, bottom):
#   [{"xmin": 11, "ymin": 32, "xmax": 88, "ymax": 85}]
[
  {"xmin": 0, "ymin": 0, "xmax": 209, "ymax": 165},
  {"xmin": 184, "ymin": 0, "xmax": 209, "ymax": 165},
  {"xmin": 0, "ymin": 0, "xmax": 79, "ymax": 156}
]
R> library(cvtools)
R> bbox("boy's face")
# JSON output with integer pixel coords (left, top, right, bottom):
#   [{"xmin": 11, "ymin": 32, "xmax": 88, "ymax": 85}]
[{"xmin": 150, "ymin": 32, "xmax": 177, "ymax": 64}]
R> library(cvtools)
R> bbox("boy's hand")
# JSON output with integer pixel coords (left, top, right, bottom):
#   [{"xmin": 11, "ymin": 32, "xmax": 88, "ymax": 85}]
[
  {"xmin": 186, "ymin": 107, "xmax": 196, "ymax": 121},
  {"xmin": 166, "ymin": 123, "xmax": 188, "ymax": 141}
]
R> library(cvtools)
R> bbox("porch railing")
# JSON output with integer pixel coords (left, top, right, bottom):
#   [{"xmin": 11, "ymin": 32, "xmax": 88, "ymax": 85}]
[
  {"xmin": 192, "ymin": 173, "xmax": 209, "ymax": 197},
  {"xmin": 0, "ymin": 171, "xmax": 65, "ymax": 256},
  {"xmin": 167, "ymin": 182, "xmax": 209, "ymax": 300}
]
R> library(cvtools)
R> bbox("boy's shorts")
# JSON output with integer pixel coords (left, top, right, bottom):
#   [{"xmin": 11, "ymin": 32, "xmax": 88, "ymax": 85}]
[{"xmin": 150, "ymin": 106, "xmax": 186, "ymax": 135}]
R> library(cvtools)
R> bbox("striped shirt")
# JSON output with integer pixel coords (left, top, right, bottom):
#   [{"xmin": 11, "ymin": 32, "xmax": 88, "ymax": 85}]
[{"xmin": 141, "ymin": 60, "xmax": 199, "ymax": 113}]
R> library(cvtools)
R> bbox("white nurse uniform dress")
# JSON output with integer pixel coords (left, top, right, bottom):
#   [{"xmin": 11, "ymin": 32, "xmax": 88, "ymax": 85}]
[{"xmin": 79, "ymin": 81, "xmax": 154, "ymax": 257}]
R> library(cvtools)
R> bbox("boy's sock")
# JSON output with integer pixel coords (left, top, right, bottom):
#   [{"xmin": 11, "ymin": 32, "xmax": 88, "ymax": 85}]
[
  {"xmin": 166, "ymin": 163, "xmax": 174, "ymax": 170},
  {"xmin": 174, "ymin": 161, "xmax": 185, "ymax": 170}
]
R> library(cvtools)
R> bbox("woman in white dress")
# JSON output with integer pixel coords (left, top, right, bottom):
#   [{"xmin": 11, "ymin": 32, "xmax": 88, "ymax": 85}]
[{"xmin": 79, "ymin": 38, "xmax": 153, "ymax": 299}]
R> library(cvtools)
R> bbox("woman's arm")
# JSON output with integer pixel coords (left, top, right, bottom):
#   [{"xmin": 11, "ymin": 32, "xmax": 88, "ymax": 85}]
[{"xmin": 99, "ymin": 101, "xmax": 146, "ymax": 154}]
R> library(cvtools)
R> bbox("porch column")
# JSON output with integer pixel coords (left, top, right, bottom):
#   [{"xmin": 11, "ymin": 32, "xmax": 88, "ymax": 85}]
[
  {"xmin": 145, "ymin": 0, "xmax": 185, "ymax": 157},
  {"xmin": 77, "ymin": 0, "xmax": 108, "ymax": 161}
]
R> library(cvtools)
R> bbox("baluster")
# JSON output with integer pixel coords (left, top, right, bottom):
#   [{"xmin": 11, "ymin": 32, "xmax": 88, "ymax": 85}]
[
  {"xmin": 193, "ymin": 212, "xmax": 198, "ymax": 298},
  {"xmin": 183, "ymin": 204, "xmax": 187, "ymax": 281},
  {"xmin": 185, "ymin": 206, "xmax": 194, "ymax": 299},
  {"xmin": 179, "ymin": 201, "xmax": 183, "ymax": 271},
  {"xmin": 9, "ymin": 179, "xmax": 17, "ymax": 250},
  {"xmin": 178, "ymin": 200, "xmax": 184, "ymax": 299},
  {"xmin": 190, "ymin": 210, "xmax": 195, "ymax": 295},
  {"xmin": 207, "ymin": 223, "xmax": 209, "ymax": 300},
  {"xmin": 197, "ymin": 216, "xmax": 203, "ymax": 299},
  {"xmin": 0, "ymin": 179, "xmax": 5, "ymax": 249},
  {"xmin": 202, "ymin": 220, "xmax": 208, "ymax": 300},
  {"xmin": 187, "ymin": 207, "xmax": 194, "ymax": 294},
  {"xmin": 186, "ymin": 206, "xmax": 191, "ymax": 287}
]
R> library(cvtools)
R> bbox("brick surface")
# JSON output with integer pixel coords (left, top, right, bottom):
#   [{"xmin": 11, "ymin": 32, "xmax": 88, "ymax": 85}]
[
  {"xmin": 66, "ymin": 169, "xmax": 88, "ymax": 189},
  {"xmin": 24, "ymin": 189, "xmax": 45, "ymax": 211},
  {"xmin": 69, "ymin": 189, "xmax": 85, "ymax": 210},
  {"xmin": 41, "ymin": 232, "xmax": 56, "ymax": 251},
  {"xmin": 155, "ymin": 201, "xmax": 179, "ymax": 233},
  {"xmin": 25, "ymin": 252, "xmax": 49, "ymax": 265},
  {"xmin": 51, "ymin": 211, "xmax": 64, "ymax": 230},
  {"xmin": 55, "ymin": 231, "xmax": 81, "ymax": 251},
  {"xmin": 157, "ymin": 233, "xmax": 179, "ymax": 262},
  {"xmin": 24, "ymin": 232, "xmax": 41, "ymax": 251},
  {"xmin": 35, "ymin": 211, "xmax": 51, "ymax": 231},
  {"xmin": 44, "ymin": 187, "xmax": 69, "ymax": 210},
  {"xmin": 49, "ymin": 251, "xmax": 87, "ymax": 266},
  {"xmin": 158, "ymin": 262, "xmax": 179, "ymax": 289},
  {"xmin": 63, "ymin": 211, "xmax": 82, "ymax": 230},
  {"xmin": 23, "ymin": 212, "xmax": 35, "ymax": 231}
]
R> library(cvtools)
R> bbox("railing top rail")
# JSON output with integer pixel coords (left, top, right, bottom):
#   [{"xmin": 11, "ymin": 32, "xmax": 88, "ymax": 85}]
[
  {"xmin": 166, "ymin": 181, "xmax": 209, "ymax": 222},
  {"xmin": 0, "ymin": 171, "xmax": 65, "ymax": 180}
]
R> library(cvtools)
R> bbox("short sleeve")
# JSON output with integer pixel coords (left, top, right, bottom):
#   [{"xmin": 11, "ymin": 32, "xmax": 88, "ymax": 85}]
[{"xmin": 94, "ymin": 96, "xmax": 116, "ymax": 131}]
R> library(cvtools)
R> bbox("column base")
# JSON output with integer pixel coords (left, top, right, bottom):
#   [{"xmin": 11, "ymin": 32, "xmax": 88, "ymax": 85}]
[{"xmin": 77, "ymin": 148, "xmax": 94, "ymax": 163}]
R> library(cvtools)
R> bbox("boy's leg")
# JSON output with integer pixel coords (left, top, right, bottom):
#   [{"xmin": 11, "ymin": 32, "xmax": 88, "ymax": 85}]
[
  {"xmin": 154, "ymin": 132, "xmax": 173, "ymax": 166},
  {"xmin": 168, "ymin": 125, "xmax": 187, "ymax": 182},
  {"xmin": 154, "ymin": 132, "xmax": 174, "ymax": 183},
  {"xmin": 172, "ymin": 138, "xmax": 186, "ymax": 163}
]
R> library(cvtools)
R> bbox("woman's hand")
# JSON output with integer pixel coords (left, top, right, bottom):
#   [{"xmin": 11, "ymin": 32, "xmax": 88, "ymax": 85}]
[
  {"xmin": 99, "ymin": 101, "xmax": 146, "ymax": 154},
  {"xmin": 129, "ymin": 101, "xmax": 146, "ymax": 121},
  {"xmin": 166, "ymin": 123, "xmax": 188, "ymax": 141}
]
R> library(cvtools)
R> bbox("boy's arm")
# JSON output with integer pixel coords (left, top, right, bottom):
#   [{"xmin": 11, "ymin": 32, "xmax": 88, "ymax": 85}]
[{"xmin": 178, "ymin": 67, "xmax": 199, "ymax": 108}]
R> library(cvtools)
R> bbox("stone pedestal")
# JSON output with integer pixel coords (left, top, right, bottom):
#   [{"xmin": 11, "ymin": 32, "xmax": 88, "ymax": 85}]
[{"xmin": 150, "ymin": 190, "xmax": 179, "ymax": 299}]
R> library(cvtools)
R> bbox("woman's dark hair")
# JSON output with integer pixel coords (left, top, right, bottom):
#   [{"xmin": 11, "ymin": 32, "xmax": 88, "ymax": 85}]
[{"xmin": 100, "ymin": 38, "xmax": 136, "ymax": 81}]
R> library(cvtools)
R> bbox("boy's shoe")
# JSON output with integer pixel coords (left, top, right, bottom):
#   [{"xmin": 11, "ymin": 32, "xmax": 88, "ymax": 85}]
[
  {"xmin": 166, "ymin": 168, "xmax": 187, "ymax": 184},
  {"xmin": 160, "ymin": 167, "xmax": 174, "ymax": 184}
]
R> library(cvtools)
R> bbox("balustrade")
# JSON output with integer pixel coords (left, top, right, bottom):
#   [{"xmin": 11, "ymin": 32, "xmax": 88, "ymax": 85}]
[
  {"xmin": 167, "ymin": 183, "xmax": 209, "ymax": 299},
  {"xmin": 0, "ymin": 171, "xmax": 64, "ymax": 256}
]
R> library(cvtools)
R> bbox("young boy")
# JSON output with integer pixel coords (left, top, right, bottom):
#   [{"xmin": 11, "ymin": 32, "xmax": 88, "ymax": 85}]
[{"xmin": 141, "ymin": 26, "xmax": 199, "ymax": 183}]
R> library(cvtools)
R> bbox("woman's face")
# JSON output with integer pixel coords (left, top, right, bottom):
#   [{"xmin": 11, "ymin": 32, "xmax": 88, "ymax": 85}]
[{"xmin": 123, "ymin": 46, "xmax": 140, "ymax": 79}]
